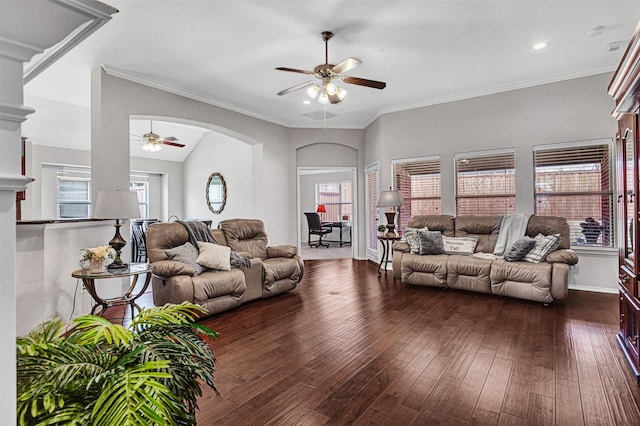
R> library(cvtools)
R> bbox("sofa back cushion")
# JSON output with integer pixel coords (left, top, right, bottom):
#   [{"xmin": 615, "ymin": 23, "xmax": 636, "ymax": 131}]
[
  {"xmin": 526, "ymin": 216, "xmax": 571, "ymax": 249},
  {"xmin": 146, "ymin": 222, "xmax": 190, "ymax": 262},
  {"xmin": 219, "ymin": 219, "xmax": 269, "ymax": 259},
  {"xmin": 407, "ymin": 215, "xmax": 455, "ymax": 237},
  {"xmin": 454, "ymin": 216, "xmax": 502, "ymax": 254}
]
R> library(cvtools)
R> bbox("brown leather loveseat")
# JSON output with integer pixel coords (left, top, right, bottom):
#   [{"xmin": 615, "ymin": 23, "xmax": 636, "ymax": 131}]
[
  {"xmin": 392, "ymin": 215, "xmax": 578, "ymax": 303},
  {"xmin": 146, "ymin": 218, "xmax": 304, "ymax": 316}
]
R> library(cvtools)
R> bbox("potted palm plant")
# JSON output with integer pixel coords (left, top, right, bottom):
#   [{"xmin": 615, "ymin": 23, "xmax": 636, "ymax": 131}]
[{"xmin": 16, "ymin": 302, "xmax": 218, "ymax": 426}]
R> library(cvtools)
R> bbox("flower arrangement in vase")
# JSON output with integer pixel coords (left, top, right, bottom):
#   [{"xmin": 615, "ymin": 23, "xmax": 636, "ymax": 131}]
[{"xmin": 80, "ymin": 246, "xmax": 116, "ymax": 273}]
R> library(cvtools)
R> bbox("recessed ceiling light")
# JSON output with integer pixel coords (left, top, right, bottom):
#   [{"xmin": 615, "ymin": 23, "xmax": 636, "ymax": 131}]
[
  {"xmin": 303, "ymin": 99, "xmax": 311, "ymax": 105},
  {"xmin": 533, "ymin": 42, "xmax": 548, "ymax": 50}
]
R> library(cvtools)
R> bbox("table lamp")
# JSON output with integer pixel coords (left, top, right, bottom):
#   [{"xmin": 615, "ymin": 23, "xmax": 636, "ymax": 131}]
[
  {"xmin": 93, "ymin": 190, "xmax": 141, "ymax": 270},
  {"xmin": 376, "ymin": 188, "xmax": 405, "ymax": 236},
  {"xmin": 316, "ymin": 204, "xmax": 326, "ymax": 220}
]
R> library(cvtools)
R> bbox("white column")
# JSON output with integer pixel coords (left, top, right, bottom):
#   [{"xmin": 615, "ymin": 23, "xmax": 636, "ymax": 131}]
[{"xmin": 0, "ymin": 38, "xmax": 37, "ymax": 424}]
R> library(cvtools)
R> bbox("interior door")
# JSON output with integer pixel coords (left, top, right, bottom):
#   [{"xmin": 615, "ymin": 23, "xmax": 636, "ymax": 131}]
[{"xmin": 365, "ymin": 162, "xmax": 379, "ymax": 262}]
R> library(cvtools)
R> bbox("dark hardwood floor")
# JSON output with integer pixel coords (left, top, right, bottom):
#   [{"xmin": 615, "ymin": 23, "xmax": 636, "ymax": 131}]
[{"xmin": 118, "ymin": 259, "xmax": 640, "ymax": 425}]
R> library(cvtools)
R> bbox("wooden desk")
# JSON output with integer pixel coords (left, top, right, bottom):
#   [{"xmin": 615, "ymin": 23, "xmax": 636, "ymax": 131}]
[
  {"xmin": 378, "ymin": 235, "xmax": 401, "ymax": 275},
  {"xmin": 322, "ymin": 221, "xmax": 352, "ymax": 247},
  {"xmin": 72, "ymin": 263, "xmax": 155, "ymax": 319}
]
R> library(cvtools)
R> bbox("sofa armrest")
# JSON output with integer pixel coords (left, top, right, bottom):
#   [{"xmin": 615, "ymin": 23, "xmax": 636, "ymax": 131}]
[
  {"xmin": 151, "ymin": 259, "xmax": 196, "ymax": 278},
  {"xmin": 392, "ymin": 241, "xmax": 410, "ymax": 253},
  {"xmin": 545, "ymin": 249, "xmax": 578, "ymax": 266},
  {"xmin": 267, "ymin": 245, "xmax": 298, "ymax": 258},
  {"xmin": 236, "ymin": 251, "xmax": 253, "ymax": 259}
]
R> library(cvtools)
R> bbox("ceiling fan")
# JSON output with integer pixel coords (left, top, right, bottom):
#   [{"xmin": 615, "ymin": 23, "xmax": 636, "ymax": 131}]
[
  {"xmin": 130, "ymin": 120, "xmax": 186, "ymax": 152},
  {"xmin": 276, "ymin": 31, "xmax": 386, "ymax": 105}
]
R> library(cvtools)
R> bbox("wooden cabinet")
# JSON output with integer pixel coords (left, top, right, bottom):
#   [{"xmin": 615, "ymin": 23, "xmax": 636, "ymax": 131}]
[{"xmin": 610, "ymin": 21, "xmax": 640, "ymax": 381}]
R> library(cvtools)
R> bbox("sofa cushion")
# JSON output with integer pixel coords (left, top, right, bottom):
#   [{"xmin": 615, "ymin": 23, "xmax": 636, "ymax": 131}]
[
  {"xmin": 407, "ymin": 215, "xmax": 455, "ymax": 237},
  {"xmin": 219, "ymin": 219, "xmax": 269, "ymax": 259},
  {"xmin": 490, "ymin": 259, "xmax": 553, "ymax": 303},
  {"xmin": 418, "ymin": 230, "xmax": 445, "ymax": 255},
  {"xmin": 526, "ymin": 216, "xmax": 571, "ymax": 249},
  {"xmin": 447, "ymin": 255, "xmax": 492, "ymax": 293},
  {"xmin": 192, "ymin": 269, "xmax": 246, "ymax": 302},
  {"xmin": 401, "ymin": 253, "xmax": 448, "ymax": 287},
  {"xmin": 404, "ymin": 226, "xmax": 428, "ymax": 254},
  {"xmin": 454, "ymin": 215, "xmax": 502, "ymax": 254},
  {"xmin": 504, "ymin": 237, "xmax": 536, "ymax": 262},
  {"xmin": 442, "ymin": 236, "xmax": 478, "ymax": 255},
  {"xmin": 165, "ymin": 242, "xmax": 203, "ymax": 275},
  {"xmin": 196, "ymin": 241, "xmax": 231, "ymax": 271},
  {"xmin": 523, "ymin": 233, "xmax": 561, "ymax": 263}
]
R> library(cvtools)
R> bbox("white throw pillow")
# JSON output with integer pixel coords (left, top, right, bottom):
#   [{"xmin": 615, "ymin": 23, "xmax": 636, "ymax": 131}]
[
  {"xmin": 441, "ymin": 236, "xmax": 478, "ymax": 255},
  {"xmin": 196, "ymin": 241, "xmax": 231, "ymax": 271}
]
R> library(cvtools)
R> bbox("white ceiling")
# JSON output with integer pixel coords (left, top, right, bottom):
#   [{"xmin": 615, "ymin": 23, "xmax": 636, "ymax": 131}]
[{"xmin": 21, "ymin": 0, "xmax": 640, "ymax": 160}]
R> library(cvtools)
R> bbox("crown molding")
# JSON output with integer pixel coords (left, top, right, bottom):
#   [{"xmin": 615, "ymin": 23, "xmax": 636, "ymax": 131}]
[
  {"xmin": 364, "ymin": 66, "xmax": 617, "ymax": 128},
  {"xmin": 23, "ymin": 0, "xmax": 119, "ymax": 83},
  {"xmin": 101, "ymin": 64, "xmax": 292, "ymax": 128}
]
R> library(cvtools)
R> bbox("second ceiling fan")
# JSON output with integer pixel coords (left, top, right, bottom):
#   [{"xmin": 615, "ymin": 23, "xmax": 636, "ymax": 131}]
[
  {"xmin": 276, "ymin": 31, "xmax": 386, "ymax": 104},
  {"xmin": 130, "ymin": 120, "xmax": 186, "ymax": 152}
]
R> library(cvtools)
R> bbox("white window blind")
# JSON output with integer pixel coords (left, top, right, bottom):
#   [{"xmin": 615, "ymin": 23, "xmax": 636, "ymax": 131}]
[
  {"xmin": 315, "ymin": 181, "xmax": 352, "ymax": 222},
  {"xmin": 365, "ymin": 166, "xmax": 378, "ymax": 251},
  {"xmin": 455, "ymin": 150, "xmax": 516, "ymax": 215},
  {"xmin": 55, "ymin": 165, "xmax": 92, "ymax": 219},
  {"xmin": 393, "ymin": 156, "xmax": 441, "ymax": 230},
  {"xmin": 534, "ymin": 141, "xmax": 613, "ymax": 247}
]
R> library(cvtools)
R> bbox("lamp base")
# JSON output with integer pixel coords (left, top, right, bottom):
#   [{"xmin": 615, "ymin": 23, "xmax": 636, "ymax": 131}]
[{"xmin": 108, "ymin": 261, "xmax": 128, "ymax": 270}]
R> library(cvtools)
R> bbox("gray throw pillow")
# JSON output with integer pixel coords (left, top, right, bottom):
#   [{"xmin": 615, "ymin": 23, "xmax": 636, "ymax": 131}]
[
  {"xmin": 504, "ymin": 236, "xmax": 536, "ymax": 262},
  {"xmin": 165, "ymin": 242, "xmax": 203, "ymax": 275},
  {"xmin": 417, "ymin": 230, "xmax": 445, "ymax": 255}
]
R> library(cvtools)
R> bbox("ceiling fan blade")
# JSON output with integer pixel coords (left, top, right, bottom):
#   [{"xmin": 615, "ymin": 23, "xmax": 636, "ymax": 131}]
[
  {"xmin": 161, "ymin": 140, "xmax": 186, "ymax": 148},
  {"xmin": 277, "ymin": 80, "xmax": 316, "ymax": 96},
  {"xmin": 275, "ymin": 67, "xmax": 316, "ymax": 75},
  {"xmin": 341, "ymin": 76, "xmax": 387, "ymax": 90},
  {"xmin": 332, "ymin": 57, "xmax": 361, "ymax": 75},
  {"xmin": 160, "ymin": 136, "xmax": 179, "ymax": 142}
]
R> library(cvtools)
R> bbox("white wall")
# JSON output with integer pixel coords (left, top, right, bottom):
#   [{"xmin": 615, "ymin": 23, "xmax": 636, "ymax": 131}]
[
  {"xmin": 364, "ymin": 72, "xmax": 619, "ymax": 293},
  {"xmin": 22, "ymin": 144, "xmax": 183, "ymax": 222},
  {"xmin": 183, "ymin": 131, "xmax": 255, "ymax": 226}
]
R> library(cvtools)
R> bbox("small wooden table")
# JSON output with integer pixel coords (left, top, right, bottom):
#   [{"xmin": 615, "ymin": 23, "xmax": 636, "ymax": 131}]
[
  {"xmin": 72, "ymin": 263, "xmax": 155, "ymax": 319},
  {"xmin": 378, "ymin": 235, "xmax": 401, "ymax": 275}
]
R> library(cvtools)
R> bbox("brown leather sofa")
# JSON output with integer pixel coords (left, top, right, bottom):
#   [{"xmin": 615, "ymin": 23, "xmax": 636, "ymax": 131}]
[
  {"xmin": 146, "ymin": 219, "xmax": 303, "ymax": 316},
  {"xmin": 392, "ymin": 215, "xmax": 578, "ymax": 303}
]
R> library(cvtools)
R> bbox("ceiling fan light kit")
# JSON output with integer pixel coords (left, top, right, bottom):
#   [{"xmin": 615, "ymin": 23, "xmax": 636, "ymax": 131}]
[{"xmin": 276, "ymin": 30, "xmax": 386, "ymax": 105}]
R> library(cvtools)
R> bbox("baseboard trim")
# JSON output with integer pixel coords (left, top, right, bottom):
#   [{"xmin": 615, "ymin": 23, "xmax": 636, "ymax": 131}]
[{"xmin": 568, "ymin": 285, "xmax": 618, "ymax": 294}]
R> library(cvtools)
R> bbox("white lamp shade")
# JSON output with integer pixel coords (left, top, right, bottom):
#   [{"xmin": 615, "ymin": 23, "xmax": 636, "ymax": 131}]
[
  {"xmin": 93, "ymin": 190, "xmax": 141, "ymax": 219},
  {"xmin": 376, "ymin": 190, "xmax": 405, "ymax": 208}
]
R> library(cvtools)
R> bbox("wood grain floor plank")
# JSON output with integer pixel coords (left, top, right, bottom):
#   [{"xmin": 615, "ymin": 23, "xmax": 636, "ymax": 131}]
[{"xmin": 101, "ymin": 259, "xmax": 640, "ymax": 426}]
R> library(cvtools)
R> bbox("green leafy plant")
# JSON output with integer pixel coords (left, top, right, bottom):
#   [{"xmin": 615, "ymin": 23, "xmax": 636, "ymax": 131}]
[
  {"xmin": 378, "ymin": 224, "xmax": 387, "ymax": 233},
  {"xmin": 16, "ymin": 302, "xmax": 219, "ymax": 426}
]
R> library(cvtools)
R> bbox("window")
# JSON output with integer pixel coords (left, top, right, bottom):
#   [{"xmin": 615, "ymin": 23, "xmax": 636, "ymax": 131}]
[
  {"xmin": 130, "ymin": 180, "xmax": 149, "ymax": 219},
  {"xmin": 392, "ymin": 156, "xmax": 441, "ymax": 230},
  {"xmin": 534, "ymin": 140, "xmax": 613, "ymax": 247},
  {"xmin": 315, "ymin": 181, "xmax": 352, "ymax": 222},
  {"xmin": 57, "ymin": 177, "xmax": 91, "ymax": 218},
  {"xmin": 455, "ymin": 150, "xmax": 516, "ymax": 215}
]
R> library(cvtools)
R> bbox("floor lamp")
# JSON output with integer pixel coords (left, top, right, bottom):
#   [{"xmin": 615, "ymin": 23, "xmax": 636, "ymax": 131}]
[
  {"xmin": 93, "ymin": 190, "xmax": 141, "ymax": 269},
  {"xmin": 376, "ymin": 188, "xmax": 405, "ymax": 237}
]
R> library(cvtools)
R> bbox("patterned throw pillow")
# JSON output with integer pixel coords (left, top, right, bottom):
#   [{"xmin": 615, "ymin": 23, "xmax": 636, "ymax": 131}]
[
  {"xmin": 404, "ymin": 226, "xmax": 429, "ymax": 254},
  {"xmin": 165, "ymin": 242, "xmax": 203, "ymax": 275},
  {"xmin": 504, "ymin": 236, "xmax": 536, "ymax": 262},
  {"xmin": 522, "ymin": 233, "xmax": 561, "ymax": 263},
  {"xmin": 442, "ymin": 236, "xmax": 478, "ymax": 255},
  {"xmin": 417, "ymin": 230, "xmax": 445, "ymax": 255}
]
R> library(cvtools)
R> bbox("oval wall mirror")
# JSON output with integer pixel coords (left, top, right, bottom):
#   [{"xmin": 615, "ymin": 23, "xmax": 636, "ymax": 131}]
[{"xmin": 206, "ymin": 172, "xmax": 227, "ymax": 214}]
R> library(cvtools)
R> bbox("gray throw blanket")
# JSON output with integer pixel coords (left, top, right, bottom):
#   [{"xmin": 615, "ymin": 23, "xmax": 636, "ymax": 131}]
[
  {"xmin": 178, "ymin": 220, "xmax": 251, "ymax": 268},
  {"xmin": 493, "ymin": 213, "xmax": 531, "ymax": 256}
]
